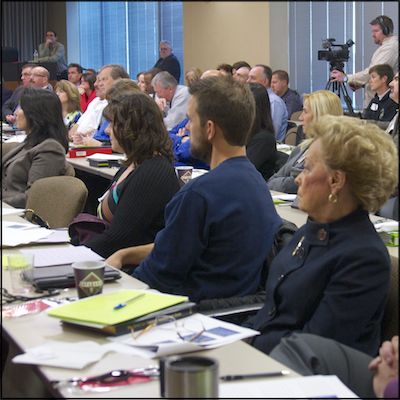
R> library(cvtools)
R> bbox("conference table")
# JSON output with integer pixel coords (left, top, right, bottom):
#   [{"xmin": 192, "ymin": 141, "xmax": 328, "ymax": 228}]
[
  {"xmin": 2, "ymin": 204, "xmax": 297, "ymax": 398},
  {"xmin": 68, "ymin": 155, "xmax": 399, "ymax": 265}
]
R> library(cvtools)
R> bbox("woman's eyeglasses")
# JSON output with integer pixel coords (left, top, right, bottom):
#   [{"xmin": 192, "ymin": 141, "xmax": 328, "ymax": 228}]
[
  {"xmin": 23, "ymin": 209, "xmax": 50, "ymax": 229},
  {"xmin": 130, "ymin": 315, "xmax": 206, "ymax": 343}
]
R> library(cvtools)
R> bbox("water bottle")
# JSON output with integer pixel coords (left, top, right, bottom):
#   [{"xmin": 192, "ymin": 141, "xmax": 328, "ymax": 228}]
[{"xmin": 33, "ymin": 49, "xmax": 39, "ymax": 62}]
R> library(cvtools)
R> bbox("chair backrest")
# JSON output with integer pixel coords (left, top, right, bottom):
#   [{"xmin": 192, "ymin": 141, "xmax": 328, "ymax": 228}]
[
  {"xmin": 274, "ymin": 151, "xmax": 289, "ymax": 173},
  {"xmin": 26, "ymin": 176, "xmax": 88, "ymax": 228},
  {"xmin": 381, "ymin": 259, "xmax": 399, "ymax": 342},
  {"xmin": 261, "ymin": 219, "xmax": 298, "ymax": 288},
  {"xmin": 284, "ymin": 126, "xmax": 298, "ymax": 145},
  {"xmin": 65, "ymin": 163, "xmax": 76, "ymax": 177}
]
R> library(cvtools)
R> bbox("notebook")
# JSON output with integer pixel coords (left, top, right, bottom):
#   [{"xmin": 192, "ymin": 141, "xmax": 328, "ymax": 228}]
[{"xmin": 22, "ymin": 264, "xmax": 121, "ymax": 290}]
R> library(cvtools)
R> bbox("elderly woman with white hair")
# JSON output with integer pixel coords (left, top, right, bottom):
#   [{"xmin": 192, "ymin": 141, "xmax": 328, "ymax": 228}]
[{"xmin": 246, "ymin": 115, "xmax": 398, "ymax": 357}]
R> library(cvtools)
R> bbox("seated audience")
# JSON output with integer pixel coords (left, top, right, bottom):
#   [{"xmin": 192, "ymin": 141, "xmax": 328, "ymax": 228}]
[
  {"xmin": 246, "ymin": 82, "xmax": 277, "ymax": 181},
  {"xmin": 185, "ymin": 67, "xmax": 202, "ymax": 86},
  {"xmin": 271, "ymin": 333, "xmax": 399, "ymax": 399},
  {"xmin": 30, "ymin": 66, "xmax": 53, "ymax": 91},
  {"xmin": 153, "ymin": 40, "xmax": 181, "ymax": 83},
  {"xmin": 247, "ymin": 64, "xmax": 288, "ymax": 142},
  {"xmin": 363, "ymin": 64, "xmax": 397, "ymax": 122},
  {"xmin": 2, "ymin": 64, "xmax": 35, "ymax": 123},
  {"xmin": 217, "ymin": 63, "xmax": 233, "ymax": 76},
  {"xmin": 246, "ymin": 115, "xmax": 398, "ymax": 356},
  {"xmin": 268, "ymin": 90, "xmax": 343, "ymax": 194},
  {"xmin": 70, "ymin": 64, "xmax": 129, "ymax": 145},
  {"xmin": 67, "ymin": 63, "xmax": 83, "ymax": 87},
  {"xmin": 151, "ymin": 71, "xmax": 189, "ymax": 130},
  {"xmin": 79, "ymin": 72, "xmax": 97, "ymax": 113},
  {"xmin": 54, "ymin": 80, "xmax": 82, "ymax": 131},
  {"xmin": 2, "ymin": 88, "xmax": 69, "ymax": 207},
  {"xmin": 105, "ymin": 76, "xmax": 282, "ymax": 302},
  {"xmin": 271, "ymin": 70, "xmax": 303, "ymax": 118},
  {"xmin": 83, "ymin": 82, "xmax": 180, "ymax": 258}
]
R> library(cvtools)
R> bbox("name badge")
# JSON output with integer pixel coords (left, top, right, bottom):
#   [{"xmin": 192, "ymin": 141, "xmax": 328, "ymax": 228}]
[{"xmin": 370, "ymin": 103, "xmax": 378, "ymax": 111}]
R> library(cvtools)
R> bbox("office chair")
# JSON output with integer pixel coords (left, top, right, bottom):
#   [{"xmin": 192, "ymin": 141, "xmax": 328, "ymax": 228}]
[{"xmin": 26, "ymin": 176, "xmax": 88, "ymax": 228}]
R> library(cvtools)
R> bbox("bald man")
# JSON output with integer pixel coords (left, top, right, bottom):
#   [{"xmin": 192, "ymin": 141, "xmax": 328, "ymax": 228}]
[
  {"xmin": 201, "ymin": 69, "xmax": 222, "ymax": 79},
  {"xmin": 30, "ymin": 66, "xmax": 53, "ymax": 91}
]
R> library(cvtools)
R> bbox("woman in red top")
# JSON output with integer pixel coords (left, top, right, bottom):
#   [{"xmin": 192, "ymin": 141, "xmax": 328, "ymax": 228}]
[{"xmin": 79, "ymin": 72, "xmax": 97, "ymax": 112}]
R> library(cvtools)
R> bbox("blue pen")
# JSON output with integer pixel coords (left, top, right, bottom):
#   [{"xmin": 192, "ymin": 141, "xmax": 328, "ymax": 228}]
[{"xmin": 113, "ymin": 293, "xmax": 146, "ymax": 310}]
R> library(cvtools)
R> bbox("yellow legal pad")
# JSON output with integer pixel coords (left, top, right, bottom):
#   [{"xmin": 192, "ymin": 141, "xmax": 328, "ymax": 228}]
[{"xmin": 47, "ymin": 290, "xmax": 188, "ymax": 326}]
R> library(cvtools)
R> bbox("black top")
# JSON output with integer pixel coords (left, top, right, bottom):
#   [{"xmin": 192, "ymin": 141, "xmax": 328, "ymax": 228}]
[
  {"xmin": 363, "ymin": 91, "xmax": 398, "ymax": 121},
  {"xmin": 154, "ymin": 54, "xmax": 181, "ymax": 83},
  {"xmin": 246, "ymin": 129, "xmax": 277, "ymax": 181},
  {"xmin": 85, "ymin": 156, "xmax": 180, "ymax": 258}
]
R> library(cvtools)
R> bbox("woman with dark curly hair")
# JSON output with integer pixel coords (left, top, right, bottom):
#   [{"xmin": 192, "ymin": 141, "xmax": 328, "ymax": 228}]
[
  {"xmin": 84, "ymin": 84, "xmax": 180, "ymax": 258},
  {"xmin": 2, "ymin": 88, "xmax": 69, "ymax": 208}
]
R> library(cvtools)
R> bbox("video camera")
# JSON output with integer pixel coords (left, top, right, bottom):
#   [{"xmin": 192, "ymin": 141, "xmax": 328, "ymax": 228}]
[{"xmin": 318, "ymin": 38, "xmax": 354, "ymax": 71}]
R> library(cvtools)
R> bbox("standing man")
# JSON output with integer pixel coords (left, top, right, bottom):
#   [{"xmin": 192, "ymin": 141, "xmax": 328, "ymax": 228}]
[
  {"xmin": 151, "ymin": 71, "xmax": 189, "ymax": 130},
  {"xmin": 67, "ymin": 63, "xmax": 83, "ymax": 87},
  {"xmin": 247, "ymin": 64, "xmax": 288, "ymax": 142},
  {"xmin": 2, "ymin": 63, "xmax": 35, "ymax": 122},
  {"xmin": 106, "ymin": 76, "xmax": 282, "ymax": 302},
  {"xmin": 271, "ymin": 70, "xmax": 303, "ymax": 118},
  {"xmin": 331, "ymin": 15, "xmax": 398, "ymax": 108},
  {"xmin": 37, "ymin": 30, "xmax": 68, "ymax": 80},
  {"xmin": 153, "ymin": 40, "xmax": 181, "ymax": 83}
]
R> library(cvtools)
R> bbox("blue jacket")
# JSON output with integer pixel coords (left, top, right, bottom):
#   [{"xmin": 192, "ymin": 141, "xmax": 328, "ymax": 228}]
[
  {"xmin": 133, "ymin": 157, "xmax": 282, "ymax": 302},
  {"xmin": 248, "ymin": 208, "xmax": 390, "ymax": 356}
]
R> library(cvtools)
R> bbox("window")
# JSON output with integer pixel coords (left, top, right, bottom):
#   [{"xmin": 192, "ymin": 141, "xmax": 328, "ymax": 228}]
[
  {"xmin": 67, "ymin": 1, "xmax": 183, "ymax": 82},
  {"xmin": 289, "ymin": 1, "xmax": 398, "ymax": 110}
]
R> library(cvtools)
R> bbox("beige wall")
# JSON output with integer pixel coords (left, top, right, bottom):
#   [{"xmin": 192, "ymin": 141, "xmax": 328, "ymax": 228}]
[{"xmin": 183, "ymin": 2, "xmax": 270, "ymax": 75}]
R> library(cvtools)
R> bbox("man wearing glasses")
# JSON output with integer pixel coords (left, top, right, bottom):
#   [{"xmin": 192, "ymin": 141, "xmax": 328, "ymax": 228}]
[
  {"xmin": 2, "ymin": 63, "xmax": 35, "ymax": 124},
  {"xmin": 30, "ymin": 66, "xmax": 53, "ymax": 91}
]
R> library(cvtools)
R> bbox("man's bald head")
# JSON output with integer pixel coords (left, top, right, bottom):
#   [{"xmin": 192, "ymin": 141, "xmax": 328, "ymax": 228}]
[
  {"xmin": 200, "ymin": 69, "xmax": 221, "ymax": 79},
  {"xmin": 30, "ymin": 66, "xmax": 50, "ymax": 88}
]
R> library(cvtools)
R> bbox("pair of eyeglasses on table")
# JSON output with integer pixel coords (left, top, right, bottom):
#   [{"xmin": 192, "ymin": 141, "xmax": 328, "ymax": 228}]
[
  {"xmin": 1, "ymin": 288, "xmax": 60, "ymax": 304},
  {"xmin": 130, "ymin": 315, "xmax": 206, "ymax": 343}
]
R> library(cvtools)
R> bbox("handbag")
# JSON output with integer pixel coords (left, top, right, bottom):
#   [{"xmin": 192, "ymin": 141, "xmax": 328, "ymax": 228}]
[{"xmin": 68, "ymin": 213, "xmax": 111, "ymax": 246}]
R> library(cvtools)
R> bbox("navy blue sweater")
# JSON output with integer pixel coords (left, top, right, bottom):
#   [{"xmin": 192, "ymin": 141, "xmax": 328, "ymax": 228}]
[
  {"xmin": 133, "ymin": 156, "xmax": 282, "ymax": 302},
  {"xmin": 248, "ymin": 208, "xmax": 390, "ymax": 356}
]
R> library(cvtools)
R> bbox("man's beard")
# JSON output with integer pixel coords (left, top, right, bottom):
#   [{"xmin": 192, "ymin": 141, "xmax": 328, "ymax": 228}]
[{"xmin": 190, "ymin": 132, "xmax": 212, "ymax": 165}]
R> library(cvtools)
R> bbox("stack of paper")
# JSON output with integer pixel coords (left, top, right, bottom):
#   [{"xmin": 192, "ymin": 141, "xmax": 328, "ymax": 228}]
[{"xmin": 109, "ymin": 313, "xmax": 260, "ymax": 358}]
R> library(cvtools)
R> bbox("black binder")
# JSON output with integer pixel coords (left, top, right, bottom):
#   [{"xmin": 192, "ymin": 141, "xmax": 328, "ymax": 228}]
[{"xmin": 22, "ymin": 264, "xmax": 121, "ymax": 290}]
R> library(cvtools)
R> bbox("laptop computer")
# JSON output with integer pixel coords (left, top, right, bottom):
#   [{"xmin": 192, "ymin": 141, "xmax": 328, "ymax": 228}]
[{"xmin": 22, "ymin": 264, "xmax": 121, "ymax": 290}]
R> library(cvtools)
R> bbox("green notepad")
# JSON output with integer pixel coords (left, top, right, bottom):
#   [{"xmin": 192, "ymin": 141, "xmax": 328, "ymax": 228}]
[{"xmin": 47, "ymin": 289, "xmax": 188, "ymax": 326}]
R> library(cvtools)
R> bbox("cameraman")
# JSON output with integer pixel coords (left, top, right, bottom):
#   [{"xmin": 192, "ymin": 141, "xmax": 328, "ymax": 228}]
[{"xmin": 331, "ymin": 15, "xmax": 398, "ymax": 108}]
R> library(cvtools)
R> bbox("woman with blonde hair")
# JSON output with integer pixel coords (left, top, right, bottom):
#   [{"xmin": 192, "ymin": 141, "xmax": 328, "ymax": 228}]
[
  {"xmin": 268, "ymin": 90, "xmax": 343, "ymax": 193},
  {"xmin": 54, "ymin": 79, "xmax": 82, "ymax": 131},
  {"xmin": 185, "ymin": 67, "xmax": 202, "ymax": 86},
  {"xmin": 247, "ymin": 115, "xmax": 398, "ymax": 357}
]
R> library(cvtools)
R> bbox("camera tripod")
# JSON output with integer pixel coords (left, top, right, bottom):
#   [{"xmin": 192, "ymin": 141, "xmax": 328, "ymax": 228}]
[{"xmin": 325, "ymin": 67, "xmax": 355, "ymax": 115}]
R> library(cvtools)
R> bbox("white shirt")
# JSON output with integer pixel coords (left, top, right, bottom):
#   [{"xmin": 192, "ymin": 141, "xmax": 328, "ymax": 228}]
[
  {"xmin": 163, "ymin": 85, "xmax": 189, "ymax": 130},
  {"xmin": 76, "ymin": 97, "xmax": 106, "ymax": 134},
  {"xmin": 348, "ymin": 35, "xmax": 399, "ymax": 107}
]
